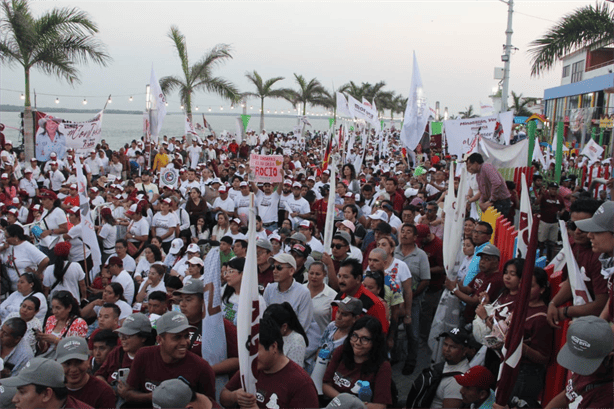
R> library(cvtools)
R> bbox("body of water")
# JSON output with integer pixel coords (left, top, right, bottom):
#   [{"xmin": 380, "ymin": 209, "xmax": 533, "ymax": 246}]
[{"xmin": 0, "ymin": 111, "xmax": 339, "ymax": 150}]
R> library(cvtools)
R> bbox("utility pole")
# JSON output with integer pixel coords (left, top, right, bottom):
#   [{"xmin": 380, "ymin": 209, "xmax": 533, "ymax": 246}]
[{"xmin": 500, "ymin": 0, "xmax": 514, "ymax": 113}]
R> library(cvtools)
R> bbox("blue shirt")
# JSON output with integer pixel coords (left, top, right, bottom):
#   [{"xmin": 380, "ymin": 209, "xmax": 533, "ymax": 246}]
[{"xmin": 463, "ymin": 242, "xmax": 489, "ymax": 287}]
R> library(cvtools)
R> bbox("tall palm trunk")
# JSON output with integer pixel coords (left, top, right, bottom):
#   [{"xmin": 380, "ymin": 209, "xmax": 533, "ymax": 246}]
[
  {"xmin": 23, "ymin": 68, "xmax": 34, "ymax": 161},
  {"xmin": 260, "ymin": 98, "xmax": 265, "ymax": 133}
]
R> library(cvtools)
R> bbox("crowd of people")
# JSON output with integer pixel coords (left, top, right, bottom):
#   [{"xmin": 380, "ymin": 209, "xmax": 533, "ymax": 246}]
[{"xmin": 0, "ymin": 126, "xmax": 611, "ymax": 409}]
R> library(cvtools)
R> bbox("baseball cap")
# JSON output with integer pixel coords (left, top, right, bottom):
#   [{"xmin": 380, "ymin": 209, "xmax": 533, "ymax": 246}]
[
  {"xmin": 368, "ymin": 209, "xmax": 389, "ymax": 222},
  {"xmin": 290, "ymin": 232, "xmax": 306, "ymax": 243},
  {"xmin": 331, "ymin": 296, "xmax": 363, "ymax": 315},
  {"xmin": 299, "ymin": 220, "xmax": 312, "ymax": 229},
  {"xmin": 0, "ymin": 174, "xmax": 7, "ymax": 180},
  {"xmin": 477, "ymin": 243, "xmax": 501, "ymax": 258},
  {"xmin": 38, "ymin": 189, "xmax": 57, "ymax": 201},
  {"xmin": 292, "ymin": 181, "xmax": 302, "ymax": 188},
  {"xmin": 187, "ymin": 258, "xmax": 204, "ymax": 267},
  {"xmin": 256, "ymin": 239, "xmax": 273, "ymax": 252},
  {"xmin": 174, "ymin": 279, "xmax": 204, "ymax": 295},
  {"xmin": 0, "ymin": 384, "xmax": 16, "ymax": 408},
  {"xmin": 23, "ymin": 168, "xmax": 32, "ymax": 174},
  {"xmin": 326, "ymin": 393, "xmax": 366, "ymax": 409},
  {"xmin": 283, "ymin": 179, "xmax": 292, "ymax": 186},
  {"xmin": 291, "ymin": 243, "xmax": 310, "ymax": 258},
  {"xmin": 186, "ymin": 243, "xmax": 200, "ymax": 253},
  {"xmin": 333, "ymin": 230, "xmax": 352, "ymax": 245},
  {"xmin": 7, "ymin": 208, "xmax": 18, "ymax": 217},
  {"xmin": 152, "ymin": 378, "xmax": 193, "ymax": 409},
  {"xmin": 211, "ymin": 177, "xmax": 222, "ymax": 185},
  {"xmin": 438, "ymin": 327, "xmax": 469, "ymax": 346},
  {"xmin": 268, "ymin": 233, "xmax": 281, "ymax": 243},
  {"xmin": 557, "ymin": 316, "xmax": 614, "ymax": 375},
  {"xmin": 270, "ymin": 253, "xmax": 297, "ymax": 270},
  {"xmin": 55, "ymin": 336, "xmax": 89, "ymax": 363},
  {"xmin": 239, "ymin": 181, "xmax": 248, "ymax": 187},
  {"xmin": 69, "ymin": 184, "xmax": 77, "ymax": 190},
  {"xmin": 169, "ymin": 238, "xmax": 184, "ymax": 255},
  {"xmin": 50, "ymin": 152, "xmax": 57, "ymax": 158},
  {"xmin": 155, "ymin": 311, "xmax": 195, "ymax": 334},
  {"xmin": 574, "ymin": 201, "xmax": 614, "ymax": 233},
  {"xmin": 548, "ymin": 182, "xmax": 559, "ymax": 188},
  {"xmin": 231, "ymin": 217, "xmax": 242, "ymax": 225},
  {"xmin": 107, "ymin": 256, "xmax": 123, "ymax": 267},
  {"xmin": 125, "ymin": 204, "xmax": 137, "ymax": 215},
  {"xmin": 162, "ymin": 198, "xmax": 172, "ymax": 205},
  {"xmin": 218, "ymin": 186, "xmax": 227, "ymax": 193},
  {"xmin": 2, "ymin": 358, "xmax": 65, "ymax": 388},
  {"xmin": 115, "ymin": 313, "xmax": 152, "ymax": 335},
  {"xmin": 453, "ymin": 365, "xmax": 495, "ymax": 390},
  {"xmin": 337, "ymin": 220, "xmax": 356, "ymax": 233}
]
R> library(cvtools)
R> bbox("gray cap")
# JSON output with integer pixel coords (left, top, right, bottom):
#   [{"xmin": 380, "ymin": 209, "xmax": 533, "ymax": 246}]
[
  {"xmin": 326, "ymin": 393, "xmax": 366, "ymax": 409},
  {"xmin": 332, "ymin": 296, "xmax": 363, "ymax": 315},
  {"xmin": 557, "ymin": 316, "xmax": 614, "ymax": 375},
  {"xmin": 152, "ymin": 378, "xmax": 193, "ymax": 408},
  {"xmin": 173, "ymin": 279, "xmax": 204, "ymax": 295},
  {"xmin": 289, "ymin": 232, "xmax": 306, "ymax": 243},
  {"xmin": 156, "ymin": 311, "xmax": 195, "ymax": 335},
  {"xmin": 333, "ymin": 230, "xmax": 352, "ymax": 246},
  {"xmin": 574, "ymin": 201, "xmax": 614, "ymax": 233},
  {"xmin": 116, "ymin": 313, "xmax": 152, "ymax": 335},
  {"xmin": 1, "ymin": 358, "xmax": 65, "ymax": 388},
  {"xmin": 477, "ymin": 243, "xmax": 500, "ymax": 258},
  {"xmin": 256, "ymin": 238, "xmax": 273, "ymax": 252},
  {"xmin": 0, "ymin": 385, "xmax": 16, "ymax": 408},
  {"xmin": 55, "ymin": 336, "xmax": 89, "ymax": 363}
]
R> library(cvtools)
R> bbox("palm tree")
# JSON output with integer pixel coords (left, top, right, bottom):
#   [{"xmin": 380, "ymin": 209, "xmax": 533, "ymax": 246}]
[
  {"xmin": 243, "ymin": 71, "xmax": 293, "ymax": 132},
  {"xmin": 288, "ymin": 74, "xmax": 327, "ymax": 115},
  {"xmin": 340, "ymin": 81, "xmax": 367, "ymax": 101},
  {"xmin": 459, "ymin": 105, "xmax": 479, "ymax": 119},
  {"xmin": 160, "ymin": 25, "xmax": 240, "ymax": 127},
  {"xmin": 510, "ymin": 91, "xmax": 538, "ymax": 116},
  {"xmin": 390, "ymin": 95, "xmax": 406, "ymax": 122},
  {"xmin": 0, "ymin": 0, "xmax": 111, "ymax": 159},
  {"xmin": 529, "ymin": 2, "xmax": 614, "ymax": 76}
]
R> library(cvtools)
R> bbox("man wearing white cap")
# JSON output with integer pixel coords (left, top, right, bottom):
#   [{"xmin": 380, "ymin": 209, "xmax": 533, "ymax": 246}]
[
  {"xmin": 254, "ymin": 179, "xmax": 283, "ymax": 231},
  {"xmin": 18, "ymin": 167, "xmax": 38, "ymax": 198},
  {"xmin": 46, "ymin": 161, "xmax": 65, "ymax": 193},
  {"xmin": 152, "ymin": 198, "xmax": 179, "ymax": 253},
  {"xmin": 234, "ymin": 181, "xmax": 251, "ymax": 225},
  {"xmin": 211, "ymin": 185, "xmax": 235, "ymax": 219},
  {"xmin": 288, "ymin": 181, "xmax": 312, "ymax": 228}
]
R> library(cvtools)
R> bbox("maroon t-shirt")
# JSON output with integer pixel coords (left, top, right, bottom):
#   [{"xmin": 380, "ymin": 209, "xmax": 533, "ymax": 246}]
[
  {"xmin": 258, "ymin": 264, "xmax": 275, "ymax": 294},
  {"xmin": 464, "ymin": 271, "xmax": 504, "ymax": 322},
  {"xmin": 521, "ymin": 305, "xmax": 553, "ymax": 365},
  {"xmin": 225, "ymin": 359, "xmax": 318, "ymax": 409},
  {"xmin": 566, "ymin": 371, "xmax": 613, "ymax": 408},
  {"xmin": 188, "ymin": 318, "xmax": 237, "ymax": 362},
  {"xmin": 126, "ymin": 345, "xmax": 216, "ymax": 404},
  {"xmin": 322, "ymin": 347, "xmax": 392, "ymax": 406},
  {"xmin": 539, "ymin": 192, "xmax": 564, "ymax": 223},
  {"xmin": 572, "ymin": 242, "xmax": 608, "ymax": 298},
  {"xmin": 95, "ymin": 345, "xmax": 134, "ymax": 385},
  {"xmin": 64, "ymin": 396, "xmax": 93, "ymax": 409},
  {"xmin": 421, "ymin": 236, "xmax": 444, "ymax": 290},
  {"xmin": 68, "ymin": 374, "xmax": 116, "ymax": 409}
]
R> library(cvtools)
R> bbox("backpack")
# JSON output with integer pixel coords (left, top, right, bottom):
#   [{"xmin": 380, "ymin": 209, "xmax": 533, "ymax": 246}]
[{"xmin": 405, "ymin": 362, "xmax": 463, "ymax": 409}]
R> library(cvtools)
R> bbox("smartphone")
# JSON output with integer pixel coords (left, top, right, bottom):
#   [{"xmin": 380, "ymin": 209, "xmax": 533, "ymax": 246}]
[{"xmin": 117, "ymin": 368, "xmax": 130, "ymax": 383}]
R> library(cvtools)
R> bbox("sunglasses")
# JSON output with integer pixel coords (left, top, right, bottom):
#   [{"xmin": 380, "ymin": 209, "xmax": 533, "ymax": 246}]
[
  {"xmin": 273, "ymin": 264, "xmax": 288, "ymax": 271},
  {"xmin": 332, "ymin": 243, "xmax": 347, "ymax": 249}
]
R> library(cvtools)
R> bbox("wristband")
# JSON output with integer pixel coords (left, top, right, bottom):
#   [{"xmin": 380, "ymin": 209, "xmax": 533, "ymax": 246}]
[{"xmin": 564, "ymin": 306, "xmax": 570, "ymax": 319}]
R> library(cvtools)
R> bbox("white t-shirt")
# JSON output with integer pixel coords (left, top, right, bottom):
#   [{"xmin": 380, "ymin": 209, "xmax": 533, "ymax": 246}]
[
  {"xmin": 228, "ymin": 188, "xmax": 241, "ymax": 202},
  {"xmin": 212, "ymin": 196, "xmax": 235, "ymax": 217},
  {"xmin": 151, "ymin": 212, "xmax": 179, "ymax": 243},
  {"xmin": 1, "ymin": 241, "xmax": 48, "ymax": 291},
  {"xmin": 287, "ymin": 196, "xmax": 311, "ymax": 224},
  {"xmin": 134, "ymin": 258, "xmax": 152, "ymax": 279},
  {"xmin": 137, "ymin": 279, "xmax": 166, "ymax": 297},
  {"xmin": 186, "ymin": 145, "xmax": 202, "ymax": 168},
  {"xmin": 306, "ymin": 237, "xmax": 324, "ymax": 254},
  {"xmin": 430, "ymin": 359, "xmax": 470, "ymax": 408},
  {"xmin": 255, "ymin": 191, "xmax": 280, "ymax": 224},
  {"xmin": 99, "ymin": 223, "xmax": 117, "ymax": 253},
  {"xmin": 49, "ymin": 169, "xmax": 66, "ymax": 191},
  {"xmin": 43, "ymin": 261, "xmax": 85, "ymax": 301},
  {"xmin": 66, "ymin": 224, "xmax": 91, "ymax": 262},
  {"xmin": 127, "ymin": 218, "xmax": 149, "ymax": 243},
  {"xmin": 386, "ymin": 258, "xmax": 412, "ymax": 283},
  {"xmin": 39, "ymin": 207, "xmax": 67, "ymax": 249},
  {"xmin": 112, "ymin": 270, "xmax": 135, "ymax": 305},
  {"xmin": 234, "ymin": 194, "xmax": 251, "ymax": 223}
]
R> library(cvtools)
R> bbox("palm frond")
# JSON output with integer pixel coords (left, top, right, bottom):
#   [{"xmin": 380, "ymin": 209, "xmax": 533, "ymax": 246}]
[{"xmin": 168, "ymin": 25, "xmax": 189, "ymax": 78}]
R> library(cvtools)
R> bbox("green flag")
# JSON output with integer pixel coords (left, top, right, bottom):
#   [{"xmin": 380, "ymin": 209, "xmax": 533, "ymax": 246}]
[
  {"xmin": 350, "ymin": 126, "xmax": 355, "ymax": 131},
  {"xmin": 380, "ymin": 120, "xmax": 385, "ymax": 130},
  {"xmin": 430, "ymin": 121, "xmax": 443, "ymax": 135},
  {"xmin": 400, "ymin": 121, "xmax": 403, "ymax": 129},
  {"xmin": 241, "ymin": 114, "xmax": 251, "ymax": 131},
  {"xmin": 329, "ymin": 117, "xmax": 334, "ymax": 128}
]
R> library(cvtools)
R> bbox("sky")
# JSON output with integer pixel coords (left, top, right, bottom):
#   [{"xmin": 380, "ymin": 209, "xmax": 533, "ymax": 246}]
[{"xmin": 0, "ymin": 0, "xmax": 598, "ymax": 117}]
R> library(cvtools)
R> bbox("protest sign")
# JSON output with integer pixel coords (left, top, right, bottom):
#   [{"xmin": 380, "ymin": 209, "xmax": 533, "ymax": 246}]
[
  {"xmin": 249, "ymin": 154, "xmax": 283, "ymax": 184},
  {"xmin": 159, "ymin": 167, "xmax": 178, "ymax": 189},
  {"xmin": 35, "ymin": 111, "xmax": 103, "ymax": 161},
  {"xmin": 443, "ymin": 111, "xmax": 513, "ymax": 158},
  {"xmin": 580, "ymin": 138, "xmax": 604, "ymax": 164}
]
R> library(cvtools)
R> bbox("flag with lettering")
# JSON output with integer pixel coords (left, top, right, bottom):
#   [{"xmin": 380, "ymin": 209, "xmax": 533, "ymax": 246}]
[
  {"xmin": 201, "ymin": 246, "xmax": 228, "ymax": 367},
  {"xmin": 336, "ymin": 92, "xmax": 353, "ymax": 118},
  {"xmin": 149, "ymin": 66, "xmax": 167, "ymax": 144},
  {"xmin": 237, "ymin": 194, "xmax": 260, "ymax": 394},
  {"xmin": 516, "ymin": 177, "xmax": 533, "ymax": 258},
  {"xmin": 559, "ymin": 220, "xmax": 593, "ymax": 306},
  {"xmin": 400, "ymin": 51, "xmax": 429, "ymax": 150}
]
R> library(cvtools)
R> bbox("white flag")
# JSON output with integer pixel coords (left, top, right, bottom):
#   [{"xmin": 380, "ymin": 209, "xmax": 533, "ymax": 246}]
[
  {"xmin": 75, "ymin": 163, "xmax": 101, "ymax": 283},
  {"xmin": 323, "ymin": 156, "xmax": 337, "ymax": 252},
  {"xmin": 516, "ymin": 178, "xmax": 533, "ymax": 258},
  {"xmin": 347, "ymin": 95, "xmax": 379, "ymax": 128},
  {"xmin": 336, "ymin": 92, "xmax": 353, "ymax": 118},
  {"xmin": 443, "ymin": 164, "xmax": 468, "ymax": 278},
  {"xmin": 532, "ymin": 141, "xmax": 547, "ymax": 168},
  {"xmin": 149, "ymin": 66, "xmax": 167, "ymax": 144},
  {"xmin": 400, "ymin": 52, "xmax": 429, "ymax": 150},
  {"xmin": 580, "ymin": 138, "xmax": 604, "ymax": 164},
  {"xmin": 559, "ymin": 220, "xmax": 593, "ymax": 306},
  {"xmin": 237, "ymin": 194, "xmax": 260, "ymax": 394},
  {"xmin": 362, "ymin": 97, "xmax": 372, "ymax": 108},
  {"xmin": 185, "ymin": 113, "xmax": 198, "ymax": 137},
  {"xmin": 201, "ymin": 247, "xmax": 227, "ymax": 367}
]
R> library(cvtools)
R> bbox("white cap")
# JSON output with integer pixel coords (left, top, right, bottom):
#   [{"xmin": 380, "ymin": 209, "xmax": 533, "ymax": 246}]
[
  {"xmin": 368, "ymin": 209, "xmax": 389, "ymax": 222},
  {"xmin": 169, "ymin": 238, "xmax": 184, "ymax": 255},
  {"xmin": 186, "ymin": 243, "xmax": 200, "ymax": 253},
  {"xmin": 239, "ymin": 181, "xmax": 248, "ymax": 187},
  {"xmin": 292, "ymin": 181, "xmax": 302, "ymax": 188}
]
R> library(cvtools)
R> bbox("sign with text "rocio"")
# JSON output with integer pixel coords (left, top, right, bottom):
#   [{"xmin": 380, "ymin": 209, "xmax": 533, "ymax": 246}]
[{"xmin": 249, "ymin": 154, "xmax": 283, "ymax": 184}]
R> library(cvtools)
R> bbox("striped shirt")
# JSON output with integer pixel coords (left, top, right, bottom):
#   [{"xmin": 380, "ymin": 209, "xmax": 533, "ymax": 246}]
[{"xmin": 477, "ymin": 163, "xmax": 511, "ymax": 203}]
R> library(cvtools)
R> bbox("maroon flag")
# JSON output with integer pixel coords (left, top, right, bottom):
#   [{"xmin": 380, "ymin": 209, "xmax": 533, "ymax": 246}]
[
  {"xmin": 495, "ymin": 215, "xmax": 540, "ymax": 405},
  {"xmin": 202, "ymin": 114, "xmax": 213, "ymax": 132}
]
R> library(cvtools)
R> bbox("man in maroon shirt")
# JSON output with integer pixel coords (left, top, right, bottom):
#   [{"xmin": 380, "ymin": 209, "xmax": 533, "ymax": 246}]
[
  {"xmin": 175, "ymin": 279, "xmax": 205, "ymax": 356},
  {"xmin": 55, "ymin": 336, "xmax": 115, "ymax": 409},
  {"xmin": 220, "ymin": 317, "xmax": 318, "ymax": 408},
  {"xmin": 538, "ymin": 182, "xmax": 565, "ymax": 259},
  {"xmin": 3, "ymin": 357, "xmax": 92, "ymax": 409},
  {"xmin": 383, "ymin": 177, "xmax": 405, "ymax": 213},
  {"xmin": 122, "ymin": 311, "xmax": 216, "ymax": 406}
]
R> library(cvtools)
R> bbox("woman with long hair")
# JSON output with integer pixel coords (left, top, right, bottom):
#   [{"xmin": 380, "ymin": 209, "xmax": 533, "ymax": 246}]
[
  {"xmin": 221, "ymin": 258, "xmax": 265, "ymax": 325},
  {"xmin": 211, "ymin": 212, "xmax": 230, "ymax": 241},
  {"xmin": 134, "ymin": 244, "xmax": 162, "ymax": 285},
  {"xmin": 322, "ymin": 316, "xmax": 392, "ymax": 408},
  {"xmin": 2, "ymin": 224, "xmax": 49, "ymax": 291},
  {"xmin": 341, "ymin": 163, "xmax": 360, "ymax": 194},
  {"xmin": 136, "ymin": 263, "xmax": 167, "ymax": 303},
  {"xmin": 190, "ymin": 214, "xmax": 210, "ymax": 244},
  {"xmin": 96, "ymin": 207, "xmax": 117, "ymax": 263},
  {"xmin": 81, "ymin": 282, "xmax": 132, "ymax": 320},
  {"xmin": 37, "ymin": 189, "xmax": 68, "ymax": 262},
  {"xmin": 185, "ymin": 188, "xmax": 209, "ymax": 225},
  {"xmin": 263, "ymin": 302, "xmax": 309, "ymax": 367},
  {"xmin": 6, "ymin": 296, "xmax": 42, "ymax": 353},
  {"xmin": 35, "ymin": 290, "xmax": 88, "ymax": 356},
  {"xmin": 0, "ymin": 273, "xmax": 48, "ymax": 322},
  {"xmin": 42, "ymin": 242, "xmax": 87, "ymax": 304}
]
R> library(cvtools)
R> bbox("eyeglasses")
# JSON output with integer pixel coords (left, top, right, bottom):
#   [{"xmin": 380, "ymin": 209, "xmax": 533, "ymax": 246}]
[
  {"xmin": 224, "ymin": 269, "xmax": 240, "ymax": 276},
  {"xmin": 332, "ymin": 243, "xmax": 347, "ymax": 249},
  {"xmin": 473, "ymin": 230, "xmax": 489, "ymax": 235},
  {"xmin": 350, "ymin": 333, "xmax": 372, "ymax": 345},
  {"xmin": 119, "ymin": 333, "xmax": 135, "ymax": 340},
  {"xmin": 273, "ymin": 264, "xmax": 288, "ymax": 271}
]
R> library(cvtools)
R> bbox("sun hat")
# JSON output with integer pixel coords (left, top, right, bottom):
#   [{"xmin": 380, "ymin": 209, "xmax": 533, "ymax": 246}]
[
  {"xmin": 557, "ymin": 316, "xmax": 614, "ymax": 375},
  {"xmin": 155, "ymin": 311, "xmax": 195, "ymax": 335},
  {"xmin": 55, "ymin": 336, "xmax": 89, "ymax": 363},
  {"xmin": 1, "ymin": 358, "xmax": 65, "ymax": 388},
  {"xmin": 115, "ymin": 313, "xmax": 152, "ymax": 336}
]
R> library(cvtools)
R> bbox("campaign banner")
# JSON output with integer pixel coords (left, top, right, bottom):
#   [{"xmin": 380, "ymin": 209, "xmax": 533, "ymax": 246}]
[
  {"xmin": 159, "ymin": 167, "xmax": 178, "ymax": 189},
  {"xmin": 347, "ymin": 94, "xmax": 379, "ymax": 128},
  {"xmin": 443, "ymin": 111, "xmax": 513, "ymax": 158},
  {"xmin": 249, "ymin": 154, "xmax": 283, "ymax": 184},
  {"xmin": 35, "ymin": 111, "xmax": 103, "ymax": 161},
  {"xmin": 580, "ymin": 138, "xmax": 604, "ymax": 164}
]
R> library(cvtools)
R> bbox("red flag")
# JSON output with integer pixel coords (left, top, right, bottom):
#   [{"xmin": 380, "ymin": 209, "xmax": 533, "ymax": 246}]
[
  {"xmin": 322, "ymin": 133, "xmax": 333, "ymax": 171},
  {"xmin": 495, "ymin": 215, "xmax": 540, "ymax": 405}
]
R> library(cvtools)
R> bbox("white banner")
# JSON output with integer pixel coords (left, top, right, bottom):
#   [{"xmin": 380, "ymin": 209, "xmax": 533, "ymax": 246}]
[
  {"xmin": 35, "ymin": 112, "xmax": 103, "ymax": 161},
  {"xmin": 185, "ymin": 113, "xmax": 198, "ymax": 137},
  {"xmin": 400, "ymin": 52, "xmax": 429, "ymax": 151},
  {"xmin": 347, "ymin": 94, "xmax": 379, "ymax": 128},
  {"xmin": 149, "ymin": 66, "xmax": 167, "ymax": 144},
  {"xmin": 559, "ymin": 220, "xmax": 593, "ymax": 306},
  {"xmin": 516, "ymin": 178, "xmax": 533, "ymax": 258},
  {"xmin": 336, "ymin": 92, "xmax": 353, "ymax": 118},
  {"xmin": 444, "ymin": 111, "xmax": 514, "ymax": 158},
  {"xmin": 249, "ymin": 154, "xmax": 283, "ymax": 184},
  {"xmin": 201, "ymin": 247, "xmax": 228, "ymax": 366},
  {"xmin": 480, "ymin": 101, "xmax": 493, "ymax": 116},
  {"xmin": 76, "ymin": 159, "xmax": 101, "ymax": 283},
  {"xmin": 443, "ymin": 163, "xmax": 468, "ymax": 277},
  {"xmin": 580, "ymin": 138, "xmax": 604, "ymax": 164},
  {"xmin": 477, "ymin": 137, "xmax": 529, "ymax": 169}
]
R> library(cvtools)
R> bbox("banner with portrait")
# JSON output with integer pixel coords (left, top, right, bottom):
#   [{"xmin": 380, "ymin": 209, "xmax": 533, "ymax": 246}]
[{"xmin": 35, "ymin": 111, "xmax": 104, "ymax": 161}]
